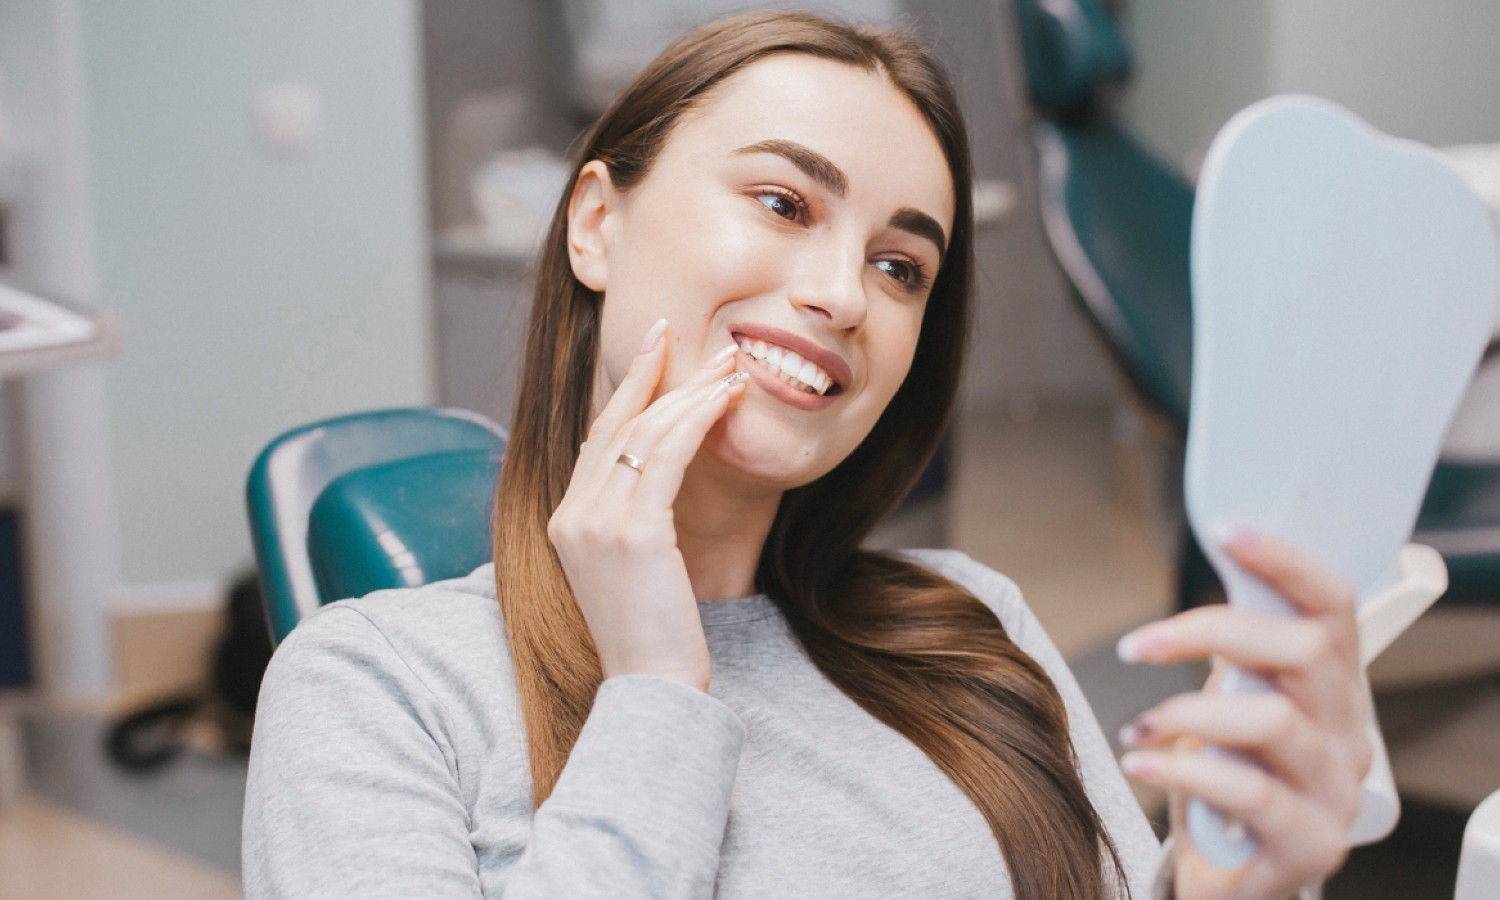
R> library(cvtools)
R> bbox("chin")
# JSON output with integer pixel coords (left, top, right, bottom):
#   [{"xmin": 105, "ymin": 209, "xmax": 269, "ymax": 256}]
[{"xmin": 700, "ymin": 409, "xmax": 841, "ymax": 491}]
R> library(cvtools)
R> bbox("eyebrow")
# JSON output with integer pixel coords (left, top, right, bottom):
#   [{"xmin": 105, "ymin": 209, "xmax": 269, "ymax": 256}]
[
  {"xmin": 735, "ymin": 139, "xmax": 848, "ymax": 197},
  {"xmin": 889, "ymin": 207, "xmax": 947, "ymax": 259},
  {"xmin": 734, "ymin": 139, "xmax": 950, "ymax": 259}
]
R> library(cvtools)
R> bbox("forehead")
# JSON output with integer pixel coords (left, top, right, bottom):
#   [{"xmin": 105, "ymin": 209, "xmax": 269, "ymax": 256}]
[{"xmin": 658, "ymin": 53, "xmax": 956, "ymax": 226}]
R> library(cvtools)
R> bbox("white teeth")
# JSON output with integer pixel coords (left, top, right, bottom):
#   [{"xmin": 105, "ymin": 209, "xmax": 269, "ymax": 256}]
[
  {"xmin": 734, "ymin": 334, "xmax": 836, "ymax": 395},
  {"xmin": 779, "ymin": 351, "xmax": 803, "ymax": 379},
  {"xmin": 797, "ymin": 360, "xmax": 818, "ymax": 386}
]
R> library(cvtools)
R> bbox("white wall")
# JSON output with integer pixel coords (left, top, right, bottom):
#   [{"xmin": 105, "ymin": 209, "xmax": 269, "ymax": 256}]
[
  {"xmin": 1120, "ymin": 1, "xmax": 1275, "ymax": 174},
  {"xmin": 1123, "ymin": 0, "xmax": 1500, "ymax": 175},
  {"xmin": 1270, "ymin": 0, "xmax": 1500, "ymax": 148},
  {"xmin": 76, "ymin": 1, "xmax": 434, "ymax": 593}
]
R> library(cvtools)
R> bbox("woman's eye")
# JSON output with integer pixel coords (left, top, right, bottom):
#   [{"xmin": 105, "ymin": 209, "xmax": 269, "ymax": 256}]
[
  {"xmin": 756, "ymin": 192, "xmax": 801, "ymax": 221},
  {"xmin": 875, "ymin": 258, "xmax": 915, "ymax": 284}
]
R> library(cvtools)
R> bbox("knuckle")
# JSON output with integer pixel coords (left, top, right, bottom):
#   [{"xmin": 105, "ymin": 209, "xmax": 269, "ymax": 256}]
[
  {"xmin": 1267, "ymin": 696, "xmax": 1300, "ymax": 743},
  {"xmin": 1326, "ymin": 624, "xmax": 1359, "ymax": 665},
  {"xmin": 1154, "ymin": 692, "xmax": 1200, "ymax": 727},
  {"xmin": 1329, "ymin": 577, "xmax": 1358, "ymax": 609},
  {"xmin": 1346, "ymin": 732, "xmax": 1375, "ymax": 782},
  {"xmin": 1296, "ymin": 625, "xmax": 1332, "ymax": 667},
  {"xmin": 1249, "ymin": 768, "xmax": 1279, "ymax": 816},
  {"xmin": 1314, "ymin": 829, "xmax": 1349, "ymax": 871},
  {"xmin": 612, "ymin": 530, "xmax": 646, "ymax": 553}
]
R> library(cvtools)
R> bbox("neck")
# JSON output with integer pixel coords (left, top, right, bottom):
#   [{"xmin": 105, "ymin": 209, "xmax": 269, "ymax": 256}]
[{"xmin": 674, "ymin": 453, "xmax": 783, "ymax": 601}]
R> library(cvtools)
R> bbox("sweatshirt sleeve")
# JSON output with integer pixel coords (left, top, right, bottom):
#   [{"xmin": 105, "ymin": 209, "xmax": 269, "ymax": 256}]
[{"xmin": 243, "ymin": 605, "xmax": 745, "ymax": 899}]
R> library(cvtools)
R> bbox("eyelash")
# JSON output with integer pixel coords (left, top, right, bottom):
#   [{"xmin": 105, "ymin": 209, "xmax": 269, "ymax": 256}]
[
  {"xmin": 752, "ymin": 187, "xmax": 931, "ymax": 293},
  {"xmin": 754, "ymin": 186, "xmax": 807, "ymax": 223},
  {"xmin": 875, "ymin": 258, "xmax": 931, "ymax": 292}
]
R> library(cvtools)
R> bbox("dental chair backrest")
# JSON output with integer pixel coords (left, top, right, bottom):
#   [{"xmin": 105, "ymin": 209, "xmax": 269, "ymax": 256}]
[{"xmin": 246, "ymin": 407, "xmax": 506, "ymax": 645}]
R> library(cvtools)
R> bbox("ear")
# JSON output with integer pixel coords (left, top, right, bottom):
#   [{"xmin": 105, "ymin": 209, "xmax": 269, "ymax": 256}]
[{"xmin": 566, "ymin": 160, "xmax": 618, "ymax": 293}]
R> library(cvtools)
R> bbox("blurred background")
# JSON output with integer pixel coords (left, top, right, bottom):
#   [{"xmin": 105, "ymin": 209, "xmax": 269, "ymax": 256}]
[{"xmin": 1, "ymin": 1, "xmax": 1497, "ymax": 897}]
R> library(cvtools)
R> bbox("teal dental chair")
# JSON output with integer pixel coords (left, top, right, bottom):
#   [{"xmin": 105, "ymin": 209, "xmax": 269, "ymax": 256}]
[
  {"xmin": 1015, "ymin": 0, "xmax": 1500, "ymax": 611},
  {"xmin": 246, "ymin": 407, "xmax": 507, "ymax": 646}
]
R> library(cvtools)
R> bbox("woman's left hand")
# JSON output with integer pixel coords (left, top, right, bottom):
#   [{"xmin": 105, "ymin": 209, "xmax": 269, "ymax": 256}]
[{"xmin": 1115, "ymin": 531, "xmax": 1373, "ymax": 899}]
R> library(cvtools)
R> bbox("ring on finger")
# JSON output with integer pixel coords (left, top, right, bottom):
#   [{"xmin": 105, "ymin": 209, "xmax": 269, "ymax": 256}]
[{"xmin": 616, "ymin": 452, "xmax": 646, "ymax": 474}]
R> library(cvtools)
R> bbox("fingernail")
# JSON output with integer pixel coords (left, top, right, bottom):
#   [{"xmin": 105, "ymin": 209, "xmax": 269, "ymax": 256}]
[
  {"xmin": 1229, "ymin": 528, "xmax": 1262, "ymax": 552},
  {"xmin": 704, "ymin": 343, "xmax": 739, "ymax": 368},
  {"xmin": 1119, "ymin": 751, "xmax": 1156, "ymax": 778},
  {"xmin": 1116, "ymin": 626, "xmax": 1168, "ymax": 664},
  {"xmin": 1212, "ymin": 522, "xmax": 1260, "ymax": 552},
  {"xmin": 709, "ymin": 370, "xmax": 749, "ymax": 400},
  {"xmin": 1118, "ymin": 717, "xmax": 1152, "ymax": 747},
  {"xmin": 640, "ymin": 318, "xmax": 668, "ymax": 353},
  {"xmin": 1208, "ymin": 522, "xmax": 1236, "ymax": 548}
]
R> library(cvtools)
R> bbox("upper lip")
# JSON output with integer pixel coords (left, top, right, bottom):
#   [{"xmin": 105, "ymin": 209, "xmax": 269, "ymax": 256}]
[{"xmin": 729, "ymin": 323, "xmax": 854, "ymax": 391}]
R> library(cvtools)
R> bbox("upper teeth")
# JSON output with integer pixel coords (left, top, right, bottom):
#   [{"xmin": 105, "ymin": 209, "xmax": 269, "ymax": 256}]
[{"xmin": 736, "ymin": 337, "xmax": 835, "ymax": 395}]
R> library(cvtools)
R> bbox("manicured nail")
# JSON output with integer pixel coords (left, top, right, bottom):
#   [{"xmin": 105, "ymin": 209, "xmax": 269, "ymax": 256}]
[
  {"xmin": 640, "ymin": 318, "xmax": 668, "ymax": 353},
  {"xmin": 1118, "ymin": 717, "xmax": 1152, "ymax": 747},
  {"xmin": 709, "ymin": 370, "xmax": 749, "ymax": 400},
  {"xmin": 704, "ymin": 343, "xmax": 739, "ymax": 368},
  {"xmin": 1116, "ymin": 626, "xmax": 1169, "ymax": 664},
  {"xmin": 1211, "ymin": 522, "xmax": 1260, "ymax": 552},
  {"xmin": 1208, "ymin": 522, "xmax": 1235, "ymax": 548},
  {"xmin": 1119, "ymin": 751, "xmax": 1156, "ymax": 779},
  {"xmin": 1228, "ymin": 528, "xmax": 1262, "ymax": 552}
]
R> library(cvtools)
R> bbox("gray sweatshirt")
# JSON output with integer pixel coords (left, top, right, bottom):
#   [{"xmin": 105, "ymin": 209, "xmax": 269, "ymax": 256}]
[{"xmin": 243, "ymin": 549, "xmax": 1168, "ymax": 898}]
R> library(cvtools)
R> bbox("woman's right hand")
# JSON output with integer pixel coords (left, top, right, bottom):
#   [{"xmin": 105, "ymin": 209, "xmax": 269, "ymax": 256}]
[{"xmin": 547, "ymin": 319, "xmax": 748, "ymax": 693}]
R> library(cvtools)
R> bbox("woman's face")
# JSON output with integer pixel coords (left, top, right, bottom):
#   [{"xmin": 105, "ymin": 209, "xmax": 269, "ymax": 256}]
[{"xmin": 572, "ymin": 53, "xmax": 955, "ymax": 490}]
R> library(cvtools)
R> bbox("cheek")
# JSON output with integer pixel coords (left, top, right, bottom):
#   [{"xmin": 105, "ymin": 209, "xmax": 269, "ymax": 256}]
[
  {"xmin": 622, "ymin": 196, "xmax": 786, "ymax": 298},
  {"xmin": 869, "ymin": 313, "xmax": 925, "ymax": 403}
]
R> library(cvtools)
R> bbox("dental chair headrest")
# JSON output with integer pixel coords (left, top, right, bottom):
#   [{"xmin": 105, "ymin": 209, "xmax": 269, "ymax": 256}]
[{"xmin": 1015, "ymin": 0, "xmax": 1132, "ymax": 114}]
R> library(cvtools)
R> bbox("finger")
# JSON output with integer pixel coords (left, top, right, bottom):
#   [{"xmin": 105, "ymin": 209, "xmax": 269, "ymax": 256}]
[
  {"xmin": 632, "ymin": 372, "xmax": 749, "ymax": 507},
  {"xmin": 594, "ymin": 356, "xmax": 743, "ymax": 506},
  {"xmin": 1222, "ymin": 530, "xmax": 1358, "ymax": 620},
  {"xmin": 1126, "ymin": 748, "xmax": 1349, "ymax": 882},
  {"xmin": 581, "ymin": 317, "xmax": 671, "ymax": 459},
  {"xmin": 576, "ymin": 334, "xmax": 734, "ymax": 500},
  {"xmin": 1119, "ymin": 605, "xmax": 1352, "ymax": 673},
  {"xmin": 1121, "ymin": 607, "xmax": 1365, "ymax": 733},
  {"xmin": 1120, "ymin": 692, "xmax": 1337, "ymax": 794}
]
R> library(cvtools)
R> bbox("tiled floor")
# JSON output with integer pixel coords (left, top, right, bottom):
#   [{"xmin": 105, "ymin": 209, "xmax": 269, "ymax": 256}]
[{"xmin": 0, "ymin": 398, "xmax": 1494, "ymax": 897}]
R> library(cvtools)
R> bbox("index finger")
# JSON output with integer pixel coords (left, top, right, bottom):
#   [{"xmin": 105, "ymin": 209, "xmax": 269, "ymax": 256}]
[
  {"xmin": 583, "ymin": 318, "xmax": 669, "ymax": 451},
  {"xmin": 1223, "ymin": 530, "xmax": 1357, "ymax": 619}
]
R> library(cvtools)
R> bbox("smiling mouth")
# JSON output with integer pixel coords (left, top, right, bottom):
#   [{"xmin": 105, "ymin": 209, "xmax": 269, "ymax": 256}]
[{"xmin": 734, "ymin": 336, "xmax": 844, "ymax": 396}]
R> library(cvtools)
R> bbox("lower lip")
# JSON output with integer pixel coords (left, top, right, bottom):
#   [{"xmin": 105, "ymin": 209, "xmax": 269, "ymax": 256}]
[{"xmin": 738, "ymin": 351, "xmax": 839, "ymax": 411}]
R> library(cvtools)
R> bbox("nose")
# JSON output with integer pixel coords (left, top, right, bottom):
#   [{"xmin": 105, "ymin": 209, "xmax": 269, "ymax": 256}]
[{"xmin": 787, "ymin": 235, "xmax": 868, "ymax": 332}]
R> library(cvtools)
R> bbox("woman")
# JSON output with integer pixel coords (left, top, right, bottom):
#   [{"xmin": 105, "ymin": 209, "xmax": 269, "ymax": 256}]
[{"xmin": 244, "ymin": 11, "xmax": 1370, "ymax": 899}]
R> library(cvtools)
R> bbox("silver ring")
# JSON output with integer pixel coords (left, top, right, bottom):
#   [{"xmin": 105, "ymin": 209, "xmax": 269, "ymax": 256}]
[{"xmin": 616, "ymin": 453, "xmax": 646, "ymax": 474}]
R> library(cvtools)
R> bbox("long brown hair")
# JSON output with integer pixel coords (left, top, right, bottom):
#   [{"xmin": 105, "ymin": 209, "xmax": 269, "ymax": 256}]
[{"xmin": 493, "ymin": 10, "xmax": 1127, "ymax": 898}]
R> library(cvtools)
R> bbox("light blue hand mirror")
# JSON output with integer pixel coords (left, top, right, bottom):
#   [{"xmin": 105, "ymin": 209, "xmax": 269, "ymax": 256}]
[{"xmin": 1184, "ymin": 95, "xmax": 1497, "ymax": 868}]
